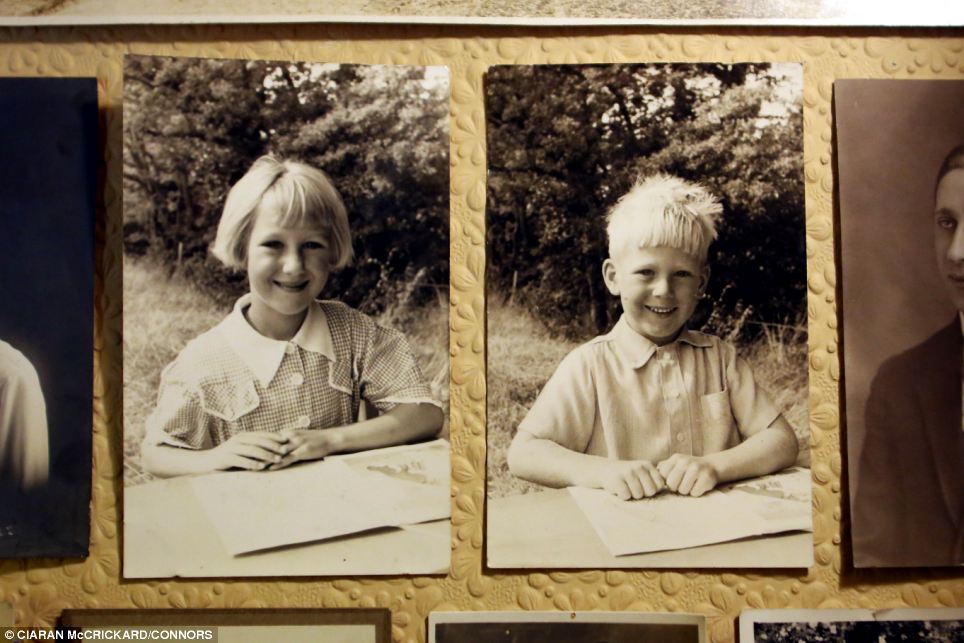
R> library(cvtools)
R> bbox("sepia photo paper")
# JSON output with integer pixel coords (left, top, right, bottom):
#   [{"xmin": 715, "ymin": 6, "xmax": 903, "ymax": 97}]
[
  {"xmin": 485, "ymin": 62, "xmax": 811, "ymax": 569},
  {"xmin": 836, "ymin": 79, "xmax": 964, "ymax": 568},
  {"xmin": 1, "ymin": 0, "xmax": 962, "ymax": 27}
]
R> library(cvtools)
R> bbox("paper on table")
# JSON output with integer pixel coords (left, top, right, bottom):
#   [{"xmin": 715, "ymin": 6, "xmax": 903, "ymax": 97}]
[
  {"xmin": 569, "ymin": 467, "xmax": 812, "ymax": 557},
  {"xmin": 334, "ymin": 438, "xmax": 450, "ymax": 486},
  {"xmin": 191, "ymin": 441, "xmax": 450, "ymax": 556}
]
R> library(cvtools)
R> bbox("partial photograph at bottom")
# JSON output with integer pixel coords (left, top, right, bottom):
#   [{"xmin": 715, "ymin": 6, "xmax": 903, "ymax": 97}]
[
  {"xmin": 740, "ymin": 608, "xmax": 964, "ymax": 643},
  {"xmin": 429, "ymin": 612, "xmax": 705, "ymax": 643},
  {"xmin": 60, "ymin": 608, "xmax": 391, "ymax": 643}
]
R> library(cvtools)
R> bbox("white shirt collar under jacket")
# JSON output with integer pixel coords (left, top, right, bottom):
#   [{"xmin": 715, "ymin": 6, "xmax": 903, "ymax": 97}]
[{"xmin": 218, "ymin": 294, "xmax": 336, "ymax": 387}]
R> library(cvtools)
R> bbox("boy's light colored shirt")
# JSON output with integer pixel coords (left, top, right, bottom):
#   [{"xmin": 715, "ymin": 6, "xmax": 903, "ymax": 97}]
[
  {"xmin": 518, "ymin": 316, "xmax": 781, "ymax": 463},
  {"xmin": 144, "ymin": 296, "xmax": 439, "ymax": 450}
]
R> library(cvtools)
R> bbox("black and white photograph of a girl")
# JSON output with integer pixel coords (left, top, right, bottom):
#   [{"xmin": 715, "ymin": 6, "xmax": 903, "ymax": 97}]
[
  {"xmin": 123, "ymin": 55, "xmax": 449, "ymax": 567},
  {"xmin": 0, "ymin": 77, "xmax": 97, "ymax": 558}
]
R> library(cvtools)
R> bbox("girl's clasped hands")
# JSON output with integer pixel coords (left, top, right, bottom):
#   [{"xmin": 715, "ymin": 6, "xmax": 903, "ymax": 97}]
[{"xmin": 205, "ymin": 429, "xmax": 336, "ymax": 472}]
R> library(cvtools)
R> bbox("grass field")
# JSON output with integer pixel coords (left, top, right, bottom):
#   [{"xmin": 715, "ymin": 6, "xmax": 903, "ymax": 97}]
[
  {"xmin": 485, "ymin": 301, "xmax": 811, "ymax": 499},
  {"xmin": 123, "ymin": 256, "xmax": 449, "ymax": 486}
]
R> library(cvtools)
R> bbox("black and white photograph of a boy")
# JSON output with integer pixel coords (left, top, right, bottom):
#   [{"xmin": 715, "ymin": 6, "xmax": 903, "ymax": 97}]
[
  {"xmin": 123, "ymin": 57, "xmax": 449, "ymax": 495},
  {"xmin": 0, "ymin": 77, "xmax": 97, "ymax": 558},
  {"xmin": 485, "ymin": 63, "xmax": 808, "ymax": 541}
]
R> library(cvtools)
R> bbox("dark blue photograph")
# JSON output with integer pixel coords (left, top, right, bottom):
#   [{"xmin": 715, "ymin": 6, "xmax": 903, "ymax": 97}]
[{"xmin": 0, "ymin": 77, "xmax": 97, "ymax": 558}]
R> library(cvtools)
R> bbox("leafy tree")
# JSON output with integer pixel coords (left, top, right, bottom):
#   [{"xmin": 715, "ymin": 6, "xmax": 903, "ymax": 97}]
[
  {"xmin": 274, "ymin": 65, "xmax": 450, "ymax": 311},
  {"xmin": 485, "ymin": 63, "xmax": 804, "ymax": 341},
  {"xmin": 123, "ymin": 56, "xmax": 449, "ymax": 312}
]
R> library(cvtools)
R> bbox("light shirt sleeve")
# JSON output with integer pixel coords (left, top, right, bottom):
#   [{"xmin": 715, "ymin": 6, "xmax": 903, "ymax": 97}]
[
  {"xmin": 360, "ymin": 320, "xmax": 439, "ymax": 413},
  {"xmin": 517, "ymin": 347, "xmax": 598, "ymax": 453},
  {"xmin": 143, "ymin": 360, "xmax": 216, "ymax": 451},
  {"xmin": 721, "ymin": 341, "xmax": 782, "ymax": 440},
  {"xmin": 0, "ymin": 347, "xmax": 49, "ymax": 489}
]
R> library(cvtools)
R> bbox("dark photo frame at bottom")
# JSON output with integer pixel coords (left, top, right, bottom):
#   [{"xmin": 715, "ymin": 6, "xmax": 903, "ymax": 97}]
[
  {"xmin": 59, "ymin": 608, "xmax": 390, "ymax": 643},
  {"xmin": 429, "ymin": 611, "xmax": 705, "ymax": 643}
]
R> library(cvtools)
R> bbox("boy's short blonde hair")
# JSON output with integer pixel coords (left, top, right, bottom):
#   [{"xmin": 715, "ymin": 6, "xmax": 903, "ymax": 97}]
[
  {"xmin": 211, "ymin": 155, "xmax": 353, "ymax": 270},
  {"xmin": 606, "ymin": 174, "xmax": 722, "ymax": 262}
]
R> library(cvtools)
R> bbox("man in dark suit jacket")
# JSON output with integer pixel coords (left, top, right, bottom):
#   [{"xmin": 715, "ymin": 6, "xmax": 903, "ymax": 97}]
[
  {"xmin": 853, "ymin": 144, "xmax": 964, "ymax": 567},
  {"xmin": 854, "ymin": 320, "xmax": 964, "ymax": 566}
]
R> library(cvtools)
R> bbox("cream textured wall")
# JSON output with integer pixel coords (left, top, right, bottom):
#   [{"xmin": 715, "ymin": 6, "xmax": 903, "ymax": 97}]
[{"xmin": 0, "ymin": 23, "xmax": 962, "ymax": 643}]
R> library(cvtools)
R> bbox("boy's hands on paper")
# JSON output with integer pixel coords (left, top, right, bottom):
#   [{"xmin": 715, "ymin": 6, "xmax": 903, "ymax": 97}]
[
  {"xmin": 657, "ymin": 454, "xmax": 719, "ymax": 497},
  {"xmin": 206, "ymin": 432, "xmax": 289, "ymax": 471},
  {"xmin": 266, "ymin": 429, "xmax": 336, "ymax": 470},
  {"xmin": 600, "ymin": 459, "xmax": 665, "ymax": 500}
]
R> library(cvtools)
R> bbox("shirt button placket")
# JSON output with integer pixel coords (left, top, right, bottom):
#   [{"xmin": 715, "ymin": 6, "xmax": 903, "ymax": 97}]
[
  {"xmin": 285, "ymin": 343, "xmax": 309, "ymax": 429},
  {"xmin": 660, "ymin": 346, "xmax": 691, "ymax": 455}
]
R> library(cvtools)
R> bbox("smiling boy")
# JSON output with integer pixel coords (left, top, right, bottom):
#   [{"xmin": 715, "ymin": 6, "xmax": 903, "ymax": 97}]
[{"xmin": 507, "ymin": 175, "xmax": 798, "ymax": 500}]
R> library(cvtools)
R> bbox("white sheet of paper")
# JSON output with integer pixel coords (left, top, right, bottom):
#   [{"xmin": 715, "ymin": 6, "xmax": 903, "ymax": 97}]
[
  {"xmin": 334, "ymin": 439, "xmax": 450, "ymax": 486},
  {"xmin": 191, "ymin": 441, "xmax": 450, "ymax": 556},
  {"xmin": 569, "ymin": 467, "xmax": 812, "ymax": 557}
]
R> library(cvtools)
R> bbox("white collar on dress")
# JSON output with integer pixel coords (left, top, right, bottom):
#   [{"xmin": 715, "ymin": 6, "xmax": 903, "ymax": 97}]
[
  {"xmin": 218, "ymin": 293, "xmax": 336, "ymax": 387},
  {"xmin": 610, "ymin": 315, "xmax": 713, "ymax": 369}
]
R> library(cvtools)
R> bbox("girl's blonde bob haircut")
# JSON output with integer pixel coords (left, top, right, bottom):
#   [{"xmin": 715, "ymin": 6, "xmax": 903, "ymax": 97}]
[
  {"xmin": 606, "ymin": 174, "xmax": 722, "ymax": 263},
  {"xmin": 211, "ymin": 155, "xmax": 353, "ymax": 270}
]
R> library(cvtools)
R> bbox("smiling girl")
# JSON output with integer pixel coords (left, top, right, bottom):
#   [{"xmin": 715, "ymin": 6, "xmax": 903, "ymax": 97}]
[{"xmin": 140, "ymin": 156, "xmax": 443, "ymax": 477}]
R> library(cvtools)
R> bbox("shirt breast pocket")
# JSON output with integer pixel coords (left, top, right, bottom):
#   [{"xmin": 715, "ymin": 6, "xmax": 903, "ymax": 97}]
[
  {"xmin": 198, "ymin": 379, "xmax": 260, "ymax": 422},
  {"xmin": 700, "ymin": 390, "xmax": 738, "ymax": 454}
]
